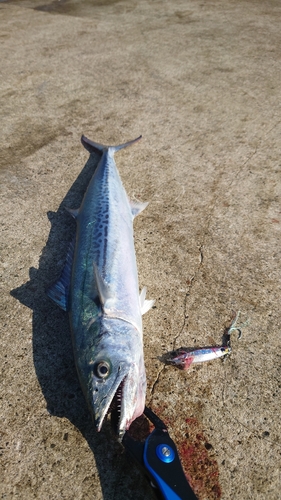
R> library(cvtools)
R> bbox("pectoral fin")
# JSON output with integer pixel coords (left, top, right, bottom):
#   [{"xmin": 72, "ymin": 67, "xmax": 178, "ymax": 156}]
[{"xmin": 93, "ymin": 264, "xmax": 114, "ymax": 309}]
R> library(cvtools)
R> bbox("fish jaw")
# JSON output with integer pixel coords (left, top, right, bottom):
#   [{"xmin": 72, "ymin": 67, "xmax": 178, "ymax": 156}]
[
  {"xmin": 91, "ymin": 357, "xmax": 146, "ymax": 438},
  {"xmin": 77, "ymin": 318, "xmax": 146, "ymax": 438},
  {"xmin": 92, "ymin": 360, "xmax": 130, "ymax": 432},
  {"xmin": 118, "ymin": 360, "xmax": 146, "ymax": 438}
]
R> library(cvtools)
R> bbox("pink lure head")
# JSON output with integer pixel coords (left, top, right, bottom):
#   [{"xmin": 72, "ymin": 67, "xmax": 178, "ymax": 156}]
[{"xmin": 165, "ymin": 349, "xmax": 195, "ymax": 370}]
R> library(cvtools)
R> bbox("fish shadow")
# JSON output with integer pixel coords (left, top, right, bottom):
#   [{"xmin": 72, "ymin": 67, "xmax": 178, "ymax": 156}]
[{"xmin": 11, "ymin": 150, "xmax": 155, "ymax": 500}]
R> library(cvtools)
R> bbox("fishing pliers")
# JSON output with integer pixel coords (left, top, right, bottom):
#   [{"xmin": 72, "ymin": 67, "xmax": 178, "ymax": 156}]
[{"xmin": 122, "ymin": 406, "xmax": 198, "ymax": 500}]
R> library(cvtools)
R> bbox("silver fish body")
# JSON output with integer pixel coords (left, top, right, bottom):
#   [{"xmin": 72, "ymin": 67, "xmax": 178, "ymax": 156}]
[{"xmin": 47, "ymin": 135, "xmax": 153, "ymax": 437}]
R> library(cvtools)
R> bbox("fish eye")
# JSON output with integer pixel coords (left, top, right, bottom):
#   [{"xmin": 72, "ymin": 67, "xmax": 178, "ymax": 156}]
[{"xmin": 95, "ymin": 360, "xmax": 111, "ymax": 379}]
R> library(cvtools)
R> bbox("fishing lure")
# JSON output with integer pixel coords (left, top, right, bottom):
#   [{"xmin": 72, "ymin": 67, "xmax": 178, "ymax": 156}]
[
  {"xmin": 161, "ymin": 311, "xmax": 243, "ymax": 370},
  {"xmin": 161, "ymin": 345, "xmax": 231, "ymax": 370}
]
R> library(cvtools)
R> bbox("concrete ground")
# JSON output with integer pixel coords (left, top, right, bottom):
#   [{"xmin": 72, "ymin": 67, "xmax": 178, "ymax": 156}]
[{"xmin": 1, "ymin": 0, "xmax": 280, "ymax": 498}]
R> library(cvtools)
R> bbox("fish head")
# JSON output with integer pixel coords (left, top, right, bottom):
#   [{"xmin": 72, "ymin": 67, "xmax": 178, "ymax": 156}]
[{"xmin": 80, "ymin": 319, "xmax": 146, "ymax": 439}]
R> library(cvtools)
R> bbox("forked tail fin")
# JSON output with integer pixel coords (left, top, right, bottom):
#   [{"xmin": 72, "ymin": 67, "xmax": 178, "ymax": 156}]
[{"xmin": 81, "ymin": 135, "xmax": 142, "ymax": 155}]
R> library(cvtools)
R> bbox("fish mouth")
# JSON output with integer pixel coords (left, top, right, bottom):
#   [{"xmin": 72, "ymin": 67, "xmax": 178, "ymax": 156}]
[
  {"xmin": 92, "ymin": 361, "xmax": 145, "ymax": 439},
  {"xmin": 93, "ymin": 366, "xmax": 129, "ymax": 437},
  {"xmin": 110, "ymin": 378, "xmax": 126, "ymax": 436}
]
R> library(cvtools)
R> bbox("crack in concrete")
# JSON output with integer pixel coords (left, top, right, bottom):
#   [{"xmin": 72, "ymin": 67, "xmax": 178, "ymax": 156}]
[
  {"xmin": 264, "ymin": 119, "xmax": 281, "ymax": 139},
  {"xmin": 171, "ymin": 240, "xmax": 206, "ymax": 348},
  {"xmin": 163, "ymin": 159, "xmax": 232, "ymax": 359},
  {"xmin": 148, "ymin": 251, "xmax": 203, "ymax": 403},
  {"xmin": 147, "ymin": 144, "xmax": 260, "ymax": 404},
  {"xmin": 148, "ymin": 209, "xmax": 211, "ymax": 402},
  {"xmin": 226, "ymin": 147, "xmax": 258, "ymax": 194},
  {"xmin": 199, "ymin": 244, "xmax": 204, "ymax": 265},
  {"xmin": 172, "ymin": 274, "xmax": 195, "ymax": 350},
  {"xmin": 148, "ymin": 364, "xmax": 165, "ymax": 404}
]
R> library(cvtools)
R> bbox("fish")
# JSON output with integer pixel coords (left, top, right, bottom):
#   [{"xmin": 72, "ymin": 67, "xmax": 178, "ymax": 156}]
[
  {"xmin": 47, "ymin": 135, "xmax": 154, "ymax": 438},
  {"xmin": 160, "ymin": 345, "xmax": 231, "ymax": 370}
]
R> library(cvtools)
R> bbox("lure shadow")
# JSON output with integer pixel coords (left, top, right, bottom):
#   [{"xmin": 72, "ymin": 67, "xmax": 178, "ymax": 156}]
[{"xmin": 11, "ymin": 150, "xmax": 154, "ymax": 500}]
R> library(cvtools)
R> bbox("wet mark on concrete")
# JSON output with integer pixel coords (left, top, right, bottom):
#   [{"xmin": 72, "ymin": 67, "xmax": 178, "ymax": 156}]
[
  {"xmin": 34, "ymin": 0, "xmax": 122, "ymax": 15},
  {"xmin": 2, "ymin": 0, "xmax": 134, "ymax": 17},
  {"xmin": 173, "ymin": 10, "xmax": 198, "ymax": 25},
  {"xmin": 1, "ymin": 121, "xmax": 68, "ymax": 172}
]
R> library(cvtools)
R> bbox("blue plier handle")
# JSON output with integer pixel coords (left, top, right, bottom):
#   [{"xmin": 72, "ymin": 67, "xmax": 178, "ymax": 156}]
[{"xmin": 122, "ymin": 406, "xmax": 198, "ymax": 500}]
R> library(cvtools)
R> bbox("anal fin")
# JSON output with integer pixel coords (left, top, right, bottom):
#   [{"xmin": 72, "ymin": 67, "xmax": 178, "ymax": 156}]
[{"xmin": 139, "ymin": 286, "xmax": 155, "ymax": 315}]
